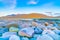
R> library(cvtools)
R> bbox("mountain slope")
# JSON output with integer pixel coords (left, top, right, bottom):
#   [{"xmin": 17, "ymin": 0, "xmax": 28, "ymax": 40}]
[{"xmin": 0, "ymin": 13, "xmax": 53, "ymax": 20}]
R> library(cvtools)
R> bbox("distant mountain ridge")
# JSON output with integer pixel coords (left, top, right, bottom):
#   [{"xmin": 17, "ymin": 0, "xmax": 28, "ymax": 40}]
[
  {"xmin": 0, "ymin": 13, "xmax": 53, "ymax": 20},
  {"xmin": 7, "ymin": 14, "xmax": 16, "ymax": 16}
]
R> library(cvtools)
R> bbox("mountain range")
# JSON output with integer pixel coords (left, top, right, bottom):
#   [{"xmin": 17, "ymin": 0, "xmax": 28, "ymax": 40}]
[{"xmin": 0, "ymin": 13, "xmax": 58, "ymax": 20}]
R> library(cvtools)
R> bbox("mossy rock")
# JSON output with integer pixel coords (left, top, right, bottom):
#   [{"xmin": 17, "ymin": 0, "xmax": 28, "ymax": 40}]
[{"xmin": 9, "ymin": 27, "xmax": 19, "ymax": 32}]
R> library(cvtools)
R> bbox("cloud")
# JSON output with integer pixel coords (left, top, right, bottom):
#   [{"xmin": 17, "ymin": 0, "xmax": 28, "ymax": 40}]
[
  {"xmin": 27, "ymin": 0, "xmax": 39, "ymax": 5},
  {"xmin": 39, "ymin": 2, "xmax": 60, "ymax": 16},
  {"xmin": 0, "ymin": 0, "xmax": 16, "ymax": 10}
]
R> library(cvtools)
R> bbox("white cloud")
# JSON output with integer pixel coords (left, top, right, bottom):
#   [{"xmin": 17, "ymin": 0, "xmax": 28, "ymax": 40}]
[
  {"xmin": 1, "ymin": 0, "xmax": 16, "ymax": 10},
  {"xmin": 39, "ymin": 2, "xmax": 60, "ymax": 16},
  {"xmin": 27, "ymin": 0, "xmax": 39, "ymax": 5}
]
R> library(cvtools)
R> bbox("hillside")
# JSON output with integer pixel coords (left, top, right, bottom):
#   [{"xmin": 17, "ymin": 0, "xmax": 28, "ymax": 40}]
[{"xmin": 0, "ymin": 13, "xmax": 53, "ymax": 20}]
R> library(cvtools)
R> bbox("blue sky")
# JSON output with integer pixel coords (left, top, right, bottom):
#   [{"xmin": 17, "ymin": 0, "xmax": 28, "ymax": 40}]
[{"xmin": 0, "ymin": 0, "xmax": 60, "ymax": 16}]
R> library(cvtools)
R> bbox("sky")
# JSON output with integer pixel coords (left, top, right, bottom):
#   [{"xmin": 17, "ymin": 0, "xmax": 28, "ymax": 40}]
[{"xmin": 0, "ymin": 0, "xmax": 60, "ymax": 16}]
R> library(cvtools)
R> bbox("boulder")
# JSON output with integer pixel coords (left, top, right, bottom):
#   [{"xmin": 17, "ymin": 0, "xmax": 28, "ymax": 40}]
[
  {"xmin": 9, "ymin": 27, "xmax": 19, "ymax": 32},
  {"xmin": 2, "ymin": 32, "xmax": 17, "ymax": 38},
  {"xmin": 42, "ymin": 29, "xmax": 55, "ymax": 35},
  {"xmin": 30, "ymin": 34, "xmax": 41, "ymax": 40},
  {"xmin": 37, "ymin": 35, "xmax": 53, "ymax": 40},
  {"xmin": 18, "ymin": 27, "xmax": 34, "ymax": 37},
  {"xmin": 34, "ymin": 27, "xmax": 43, "ymax": 34},
  {"xmin": 7, "ymin": 23, "xmax": 18, "ymax": 28},
  {"xmin": 21, "ymin": 37, "xmax": 29, "ymax": 40},
  {"xmin": 21, "ymin": 23, "xmax": 31, "ymax": 28},
  {"xmin": 9, "ymin": 35, "xmax": 20, "ymax": 40},
  {"xmin": 48, "ymin": 34, "xmax": 60, "ymax": 40},
  {"xmin": 53, "ymin": 30, "xmax": 60, "ymax": 35},
  {"xmin": 33, "ymin": 34, "xmax": 40, "ymax": 38},
  {"xmin": 30, "ymin": 37, "xmax": 36, "ymax": 40},
  {"xmin": 0, "ymin": 28, "xmax": 8, "ymax": 36},
  {"xmin": 48, "ymin": 27, "xmax": 58, "ymax": 30}
]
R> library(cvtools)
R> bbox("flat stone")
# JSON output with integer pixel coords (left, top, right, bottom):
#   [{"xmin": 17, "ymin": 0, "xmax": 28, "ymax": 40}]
[
  {"xmin": 18, "ymin": 27, "xmax": 34, "ymax": 37},
  {"xmin": 9, "ymin": 35, "xmax": 20, "ymax": 40},
  {"xmin": 37, "ymin": 35, "xmax": 53, "ymax": 40},
  {"xmin": 2, "ymin": 32, "xmax": 17, "ymax": 38}
]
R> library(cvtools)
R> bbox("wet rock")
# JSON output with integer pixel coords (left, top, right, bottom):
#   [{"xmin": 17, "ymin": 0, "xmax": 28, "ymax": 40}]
[
  {"xmin": 37, "ymin": 35, "xmax": 53, "ymax": 40},
  {"xmin": 42, "ymin": 29, "xmax": 55, "ymax": 35},
  {"xmin": 9, "ymin": 27, "xmax": 19, "ymax": 32},
  {"xmin": 50, "ymin": 27, "xmax": 58, "ymax": 30},
  {"xmin": 30, "ymin": 34, "xmax": 41, "ymax": 40},
  {"xmin": 21, "ymin": 37, "xmax": 29, "ymax": 40},
  {"xmin": 30, "ymin": 37, "xmax": 36, "ymax": 40},
  {"xmin": 48, "ymin": 34, "xmax": 60, "ymax": 40},
  {"xmin": 0, "ymin": 28, "xmax": 8, "ymax": 36},
  {"xmin": 33, "ymin": 34, "xmax": 41, "ymax": 38},
  {"xmin": 18, "ymin": 27, "xmax": 34, "ymax": 37},
  {"xmin": 34, "ymin": 27, "xmax": 43, "ymax": 34},
  {"xmin": 9, "ymin": 35, "xmax": 20, "ymax": 40},
  {"xmin": 53, "ymin": 30, "xmax": 60, "ymax": 35},
  {"xmin": 7, "ymin": 23, "xmax": 18, "ymax": 28},
  {"xmin": 2, "ymin": 32, "xmax": 17, "ymax": 38}
]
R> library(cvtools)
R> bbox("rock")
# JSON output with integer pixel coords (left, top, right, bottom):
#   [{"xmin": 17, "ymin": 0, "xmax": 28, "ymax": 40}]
[
  {"xmin": 21, "ymin": 37, "xmax": 29, "ymax": 40},
  {"xmin": 9, "ymin": 27, "xmax": 19, "ymax": 32},
  {"xmin": 9, "ymin": 35, "xmax": 20, "ymax": 40},
  {"xmin": 57, "ymin": 27, "xmax": 60, "ymax": 30},
  {"xmin": 0, "ymin": 28, "xmax": 8, "ymax": 36},
  {"xmin": 50, "ymin": 27, "xmax": 58, "ymax": 30},
  {"xmin": 7, "ymin": 23, "xmax": 18, "ymax": 28},
  {"xmin": 42, "ymin": 29, "xmax": 55, "ymax": 35},
  {"xmin": 44, "ymin": 22, "xmax": 49, "ymax": 26},
  {"xmin": 2, "ymin": 32, "xmax": 17, "ymax": 38},
  {"xmin": 53, "ymin": 30, "xmax": 60, "ymax": 35},
  {"xmin": 48, "ymin": 34, "xmax": 60, "ymax": 40},
  {"xmin": 37, "ymin": 24, "xmax": 46, "ymax": 30},
  {"xmin": 0, "ymin": 22, "xmax": 7, "ymax": 27},
  {"xmin": 18, "ymin": 27, "xmax": 34, "ymax": 37},
  {"xmin": 21, "ymin": 22, "xmax": 31, "ymax": 28},
  {"xmin": 33, "ymin": 34, "xmax": 41, "ymax": 38},
  {"xmin": 30, "ymin": 34, "xmax": 41, "ymax": 40},
  {"xmin": 30, "ymin": 37, "xmax": 36, "ymax": 40},
  {"xmin": 53, "ymin": 23, "xmax": 58, "ymax": 27},
  {"xmin": 32, "ymin": 21, "xmax": 38, "ymax": 27},
  {"xmin": 37, "ymin": 35, "xmax": 53, "ymax": 40},
  {"xmin": 34, "ymin": 27, "xmax": 43, "ymax": 34}
]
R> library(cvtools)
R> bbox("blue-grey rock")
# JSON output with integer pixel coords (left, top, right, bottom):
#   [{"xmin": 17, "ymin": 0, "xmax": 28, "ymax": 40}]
[
  {"xmin": 34, "ymin": 27, "xmax": 43, "ymax": 34},
  {"xmin": 18, "ymin": 27, "xmax": 34, "ymax": 37},
  {"xmin": 21, "ymin": 37, "xmax": 29, "ymax": 40},
  {"xmin": 9, "ymin": 35, "xmax": 20, "ymax": 40},
  {"xmin": 48, "ymin": 33, "xmax": 60, "ymax": 40},
  {"xmin": 53, "ymin": 23, "xmax": 58, "ymax": 27},
  {"xmin": 0, "ymin": 28, "xmax": 8, "ymax": 36},
  {"xmin": 42, "ymin": 29, "xmax": 55, "ymax": 35},
  {"xmin": 37, "ymin": 35, "xmax": 53, "ymax": 40},
  {"xmin": 2, "ymin": 32, "xmax": 17, "ymax": 38},
  {"xmin": 53, "ymin": 30, "xmax": 60, "ymax": 35},
  {"xmin": 30, "ymin": 37, "xmax": 36, "ymax": 40}
]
